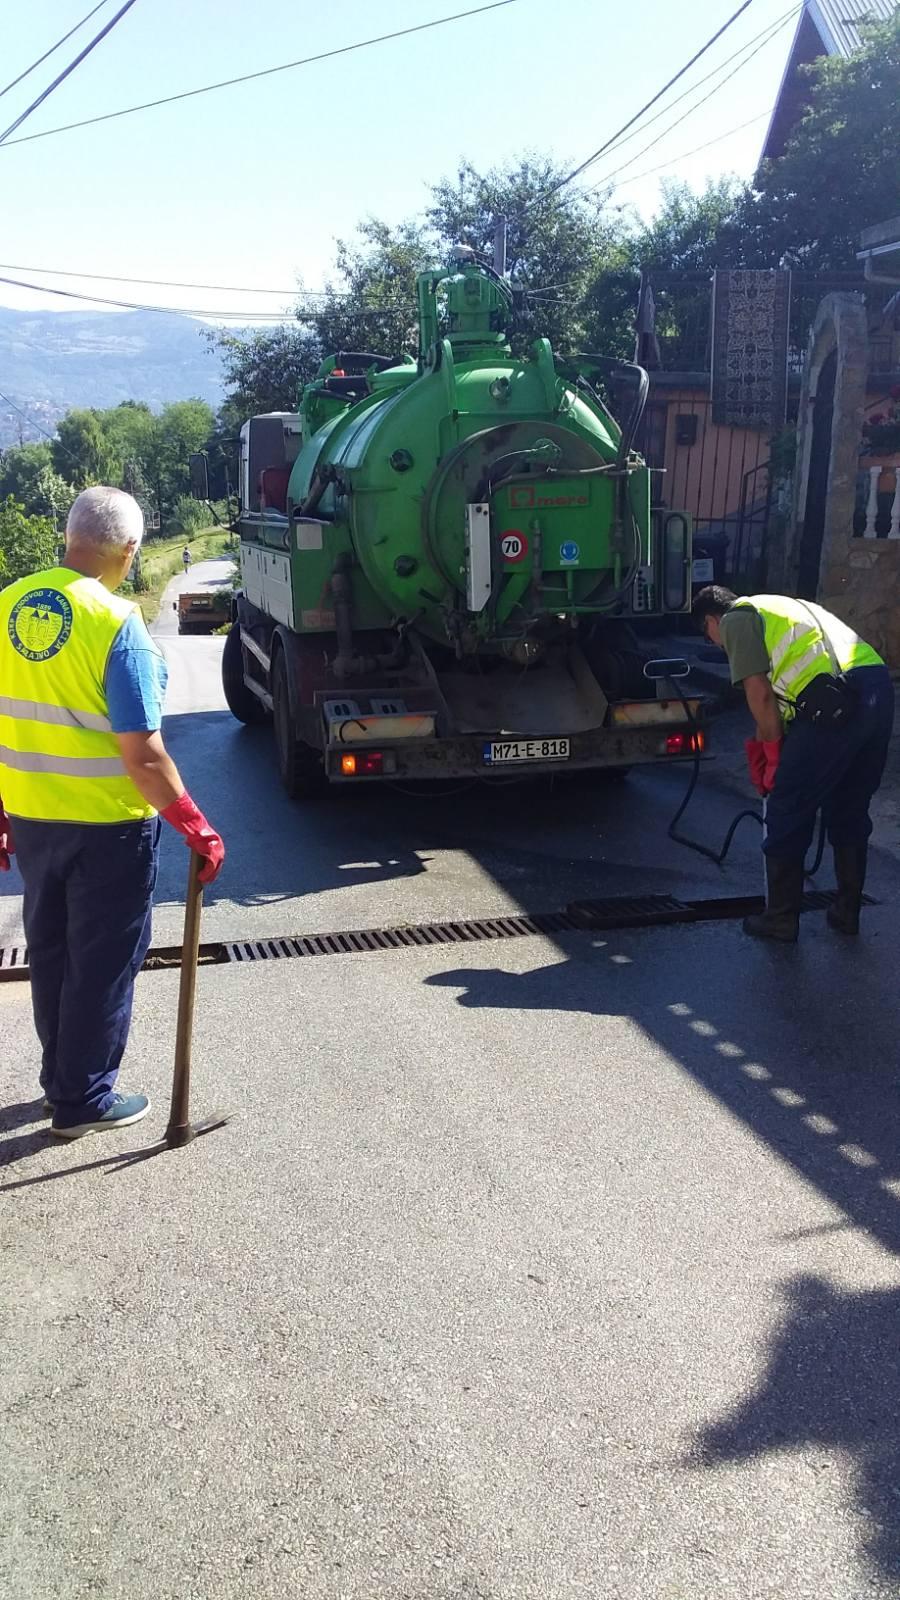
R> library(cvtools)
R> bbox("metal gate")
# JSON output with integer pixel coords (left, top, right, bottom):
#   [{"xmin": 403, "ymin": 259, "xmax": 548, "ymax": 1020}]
[{"xmin": 638, "ymin": 392, "xmax": 773, "ymax": 589}]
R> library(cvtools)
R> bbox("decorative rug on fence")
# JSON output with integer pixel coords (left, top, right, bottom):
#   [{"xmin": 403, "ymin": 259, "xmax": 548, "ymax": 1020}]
[{"xmin": 711, "ymin": 270, "xmax": 790, "ymax": 428}]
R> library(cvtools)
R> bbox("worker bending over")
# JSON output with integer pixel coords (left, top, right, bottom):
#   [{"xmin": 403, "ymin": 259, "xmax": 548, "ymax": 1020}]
[
  {"xmin": 693, "ymin": 587, "xmax": 893, "ymax": 943},
  {"xmin": 0, "ymin": 487, "xmax": 224, "ymax": 1138}
]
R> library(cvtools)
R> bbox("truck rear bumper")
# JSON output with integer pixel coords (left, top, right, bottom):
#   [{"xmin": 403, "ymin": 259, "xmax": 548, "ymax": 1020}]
[{"xmin": 326, "ymin": 719, "xmax": 706, "ymax": 782}]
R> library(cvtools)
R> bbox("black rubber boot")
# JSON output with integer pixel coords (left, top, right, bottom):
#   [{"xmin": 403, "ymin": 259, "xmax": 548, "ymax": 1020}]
[
  {"xmin": 827, "ymin": 844, "xmax": 867, "ymax": 936},
  {"xmin": 743, "ymin": 856, "xmax": 804, "ymax": 943}
]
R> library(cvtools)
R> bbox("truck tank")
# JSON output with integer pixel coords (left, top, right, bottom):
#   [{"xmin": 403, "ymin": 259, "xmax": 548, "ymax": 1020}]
[{"xmin": 224, "ymin": 250, "xmax": 703, "ymax": 795}]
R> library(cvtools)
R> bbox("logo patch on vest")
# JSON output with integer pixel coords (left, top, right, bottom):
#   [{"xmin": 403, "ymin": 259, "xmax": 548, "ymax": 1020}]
[{"xmin": 8, "ymin": 588, "xmax": 74, "ymax": 662}]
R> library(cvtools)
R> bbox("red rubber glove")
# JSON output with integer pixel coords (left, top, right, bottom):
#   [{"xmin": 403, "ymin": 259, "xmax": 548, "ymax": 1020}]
[
  {"xmin": 161, "ymin": 792, "xmax": 225, "ymax": 885},
  {"xmin": 0, "ymin": 808, "xmax": 13, "ymax": 873},
  {"xmin": 760, "ymin": 738, "xmax": 783, "ymax": 796},
  {"xmin": 745, "ymin": 738, "xmax": 766, "ymax": 792}
]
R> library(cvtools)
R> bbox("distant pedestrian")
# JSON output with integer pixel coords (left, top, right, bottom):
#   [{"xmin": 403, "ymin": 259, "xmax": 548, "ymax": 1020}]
[
  {"xmin": 0, "ymin": 487, "xmax": 225, "ymax": 1139},
  {"xmin": 693, "ymin": 586, "xmax": 893, "ymax": 943},
  {"xmin": 182, "ymin": 546, "xmax": 193, "ymax": 574}
]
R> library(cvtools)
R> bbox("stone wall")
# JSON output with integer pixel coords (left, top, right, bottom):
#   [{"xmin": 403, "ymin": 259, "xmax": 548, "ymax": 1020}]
[
  {"xmin": 786, "ymin": 291, "xmax": 900, "ymax": 662},
  {"xmin": 820, "ymin": 538, "xmax": 900, "ymax": 664}
]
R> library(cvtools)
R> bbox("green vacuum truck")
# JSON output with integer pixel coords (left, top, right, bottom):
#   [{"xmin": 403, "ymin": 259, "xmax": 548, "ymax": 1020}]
[{"xmin": 208, "ymin": 250, "xmax": 704, "ymax": 795}]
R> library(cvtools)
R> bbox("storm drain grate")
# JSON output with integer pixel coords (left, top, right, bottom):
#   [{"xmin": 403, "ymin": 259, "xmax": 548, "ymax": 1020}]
[
  {"xmin": 0, "ymin": 891, "xmax": 876, "ymax": 982},
  {"xmin": 222, "ymin": 889, "xmax": 868, "ymax": 964},
  {"xmin": 224, "ymin": 908, "xmax": 588, "ymax": 964}
]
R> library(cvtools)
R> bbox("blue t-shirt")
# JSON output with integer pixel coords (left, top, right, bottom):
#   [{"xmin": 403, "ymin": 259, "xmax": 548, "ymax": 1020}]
[{"xmin": 104, "ymin": 611, "xmax": 168, "ymax": 733}]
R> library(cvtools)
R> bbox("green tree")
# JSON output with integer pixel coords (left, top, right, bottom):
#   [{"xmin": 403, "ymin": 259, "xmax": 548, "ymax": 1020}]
[
  {"xmin": 50, "ymin": 408, "xmax": 120, "ymax": 487},
  {"xmin": 0, "ymin": 497, "xmax": 58, "ymax": 586},
  {"xmin": 309, "ymin": 217, "xmax": 430, "ymax": 359},
  {"xmin": 629, "ymin": 178, "xmax": 743, "ymax": 274},
  {"xmin": 212, "ymin": 326, "xmax": 322, "ymax": 433},
  {"xmin": 0, "ymin": 441, "xmax": 75, "ymax": 523},
  {"xmin": 143, "ymin": 399, "xmax": 216, "ymax": 523},
  {"xmin": 428, "ymin": 157, "xmax": 633, "ymax": 357},
  {"xmin": 736, "ymin": 11, "xmax": 900, "ymax": 268}
]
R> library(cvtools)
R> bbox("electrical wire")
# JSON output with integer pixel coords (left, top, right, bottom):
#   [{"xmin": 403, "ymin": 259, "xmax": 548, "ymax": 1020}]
[
  {"xmin": 0, "ymin": 262, "xmax": 306, "ymax": 296},
  {"xmin": 577, "ymin": 0, "xmax": 800, "ymax": 184},
  {"xmin": 0, "ymin": 0, "xmax": 140, "ymax": 147},
  {"xmin": 0, "ymin": 273, "xmax": 417, "ymax": 321},
  {"xmin": 0, "ymin": 260, "xmax": 418, "ymax": 306},
  {"xmin": 588, "ymin": 6, "xmax": 799, "ymax": 193},
  {"xmin": 0, "ymin": 386, "xmax": 76, "ymax": 457},
  {"xmin": 599, "ymin": 110, "xmax": 768, "ymax": 191},
  {"xmin": 0, "ymin": 1, "xmax": 111, "ymax": 101},
  {"xmin": 522, "ymin": 0, "xmax": 758, "ymax": 211},
  {"xmin": 0, "ymin": 0, "xmax": 522, "ymax": 151}
]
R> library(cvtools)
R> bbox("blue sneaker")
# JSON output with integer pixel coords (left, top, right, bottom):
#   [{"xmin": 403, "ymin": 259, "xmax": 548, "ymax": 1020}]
[{"xmin": 51, "ymin": 1093, "xmax": 150, "ymax": 1141}]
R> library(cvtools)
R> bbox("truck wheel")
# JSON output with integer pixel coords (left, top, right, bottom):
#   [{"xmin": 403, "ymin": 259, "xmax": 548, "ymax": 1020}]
[
  {"xmin": 222, "ymin": 621, "xmax": 269, "ymax": 726},
  {"xmin": 272, "ymin": 649, "xmax": 325, "ymax": 799}
]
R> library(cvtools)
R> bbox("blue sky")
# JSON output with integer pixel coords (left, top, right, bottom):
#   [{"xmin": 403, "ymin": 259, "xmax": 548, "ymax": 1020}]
[{"xmin": 0, "ymin": 0, "xmax": 799, "ymax": 324}]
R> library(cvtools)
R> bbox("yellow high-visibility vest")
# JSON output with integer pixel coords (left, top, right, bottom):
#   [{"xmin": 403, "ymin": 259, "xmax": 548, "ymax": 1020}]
[
  {"xmin": 0, "ymin": 566, "xmax": 155, "ymax": 823},
  {"xmin": 733, "ymin": 595, "xmax": 882, "ymax": 717}
]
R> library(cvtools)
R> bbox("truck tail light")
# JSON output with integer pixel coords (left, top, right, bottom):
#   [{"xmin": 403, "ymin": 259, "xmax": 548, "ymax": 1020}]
[
  {"xmin": 664, "ymin": 730, "xmax": 705, "ymax": 756},
  {"xmin": 341, "ymin": 751, "xmax": 385, "ymax": 775}
]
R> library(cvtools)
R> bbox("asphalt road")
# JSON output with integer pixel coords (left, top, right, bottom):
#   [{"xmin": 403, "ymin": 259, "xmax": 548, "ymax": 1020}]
[{"xmin": 3, "ymin": 583, "xmax": 900, "ymax": 1598}]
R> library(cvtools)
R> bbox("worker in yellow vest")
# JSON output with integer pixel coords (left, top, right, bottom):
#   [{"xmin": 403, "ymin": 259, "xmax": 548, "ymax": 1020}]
[
  {"xmin": 0, "ymin": 487, "xmax": 224, "ymax": 1139},
  {"xmin": 693, "ymin": 586, "xmax": 893, "ymax": 942}
]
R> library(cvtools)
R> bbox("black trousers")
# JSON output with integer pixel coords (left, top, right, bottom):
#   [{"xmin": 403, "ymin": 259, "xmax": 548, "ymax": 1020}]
[
  {"xmin": 764, "ymin": 665, "xmax": 895, "ymax": 862},
  {"xmin": 13, "ymin": 817, "xmax": 160, "ymax": 1128}
]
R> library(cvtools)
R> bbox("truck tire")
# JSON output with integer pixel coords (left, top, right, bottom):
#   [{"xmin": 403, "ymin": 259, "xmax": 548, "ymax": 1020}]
[
  {"xmin": 272, "ymin": 648, "xmax": 325, "ymax": 799},
  {"xmin": 222, "ymin": 622, "xmax": 269, "ymax": 726}
]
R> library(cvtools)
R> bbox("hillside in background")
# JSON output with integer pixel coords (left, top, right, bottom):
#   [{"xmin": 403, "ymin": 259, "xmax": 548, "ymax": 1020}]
[{"xmin": 0, "ymin": 307, "xmax": 228, "ymax": 447}]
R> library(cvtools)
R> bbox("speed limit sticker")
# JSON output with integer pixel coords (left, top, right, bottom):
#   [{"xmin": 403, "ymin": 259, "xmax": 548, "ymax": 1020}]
[{"xmin": 501, "ymin": 530, "xmax": 528, "ymax": 563}]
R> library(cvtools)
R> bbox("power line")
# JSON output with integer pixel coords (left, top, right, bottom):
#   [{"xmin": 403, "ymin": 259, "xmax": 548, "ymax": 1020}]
[
  {"xmin": 0, "ymin": 1, "xmax": 111, "ymax": 101},
  {"xmin": 0, "ymin": 0, "xmax": 140, "ymax": 147},
  {"xmin": 0, "ymin": 261, "xmax": 412, "ymax": 304},
  {"xmin": 0, "ymin": 273, "xmax": 416, "ymax": 322},
  {"xmin": 0, "ymin": 387, "xmax": 66, "ymax": 450},
  {"xmin": 589, "ymin": 6, "xmax": 799, "ymax": 192},
  {"xmin": 0, "ymin": 261, "xmax": 304, "ymax": 296},
  {"xmin": 524, "ymin": 0, "xmax": 758, "ymax": 210},
  {"xmin": 572, "ymin": 0, "xmax": 800, "ymax": 175},
  {"xmin": 603, "ymin": 110, "xmax": 769, "ymax": 190},
  {"xmin": 0, "ymin": 0, "xmax": 522, "ymax": 151}
]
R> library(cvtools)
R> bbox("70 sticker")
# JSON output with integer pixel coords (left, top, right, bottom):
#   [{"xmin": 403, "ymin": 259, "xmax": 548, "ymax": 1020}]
[{"xmin": 500, "ymin": 529, "xmax": 529, "ymax": 564}]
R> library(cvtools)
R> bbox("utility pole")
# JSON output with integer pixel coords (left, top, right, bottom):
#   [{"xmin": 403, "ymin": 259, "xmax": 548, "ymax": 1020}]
[{"xmin": 492, "ymin": 215, "xmax": 507, "ymax": 276}]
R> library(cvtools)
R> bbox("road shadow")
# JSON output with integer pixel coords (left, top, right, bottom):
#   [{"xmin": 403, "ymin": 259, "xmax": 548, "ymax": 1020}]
[
  {"xmin": 426, "ymin": 927, "xmax": 900, "ymax": 1582},
  {"xmin": 424, "ymin": 921, "xmax": 900, "ymax": 1256},
  {"xmin": 151, "ymin": 710, "xmax": 769, "ymax": 917},
  {"xmin": 692, "ymin": 1273, "xmax": 900, "ymax": 1583}
]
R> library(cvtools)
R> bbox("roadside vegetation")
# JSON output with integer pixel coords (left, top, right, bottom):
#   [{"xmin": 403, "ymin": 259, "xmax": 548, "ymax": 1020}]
[{"xmin": 130, "ymin": 529, "xmax": 237, "ymax": 623}]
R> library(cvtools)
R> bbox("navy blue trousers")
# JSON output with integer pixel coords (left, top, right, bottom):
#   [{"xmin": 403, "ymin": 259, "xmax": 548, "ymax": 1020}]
[
  {"xmin": 764, "ymin": 665, "xmax": 895, "ymax": 862},
  {"xmin": 13, "ymin": 817, "xmax": 160, "ymax": 1128}
]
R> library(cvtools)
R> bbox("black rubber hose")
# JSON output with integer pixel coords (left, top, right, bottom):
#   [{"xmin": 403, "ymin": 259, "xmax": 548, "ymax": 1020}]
[{"xmin": 662, "ymin": 674, "xmax": 826, "ymax": 876}]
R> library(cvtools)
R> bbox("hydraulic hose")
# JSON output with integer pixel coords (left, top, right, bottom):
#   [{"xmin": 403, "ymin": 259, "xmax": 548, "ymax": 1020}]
[{"xmin": 662, "ymin": 672, "xmax": 825, "ymax": 877}]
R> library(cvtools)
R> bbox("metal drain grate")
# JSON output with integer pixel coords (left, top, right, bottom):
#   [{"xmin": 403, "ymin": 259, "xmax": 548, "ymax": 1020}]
[
  {"xmin": 224, "ymin": 908, "xmax": 587, "ymax": 964},
  {"xmin": 0, "ymin": 889, "xmax": 876, "ymax": 982}
]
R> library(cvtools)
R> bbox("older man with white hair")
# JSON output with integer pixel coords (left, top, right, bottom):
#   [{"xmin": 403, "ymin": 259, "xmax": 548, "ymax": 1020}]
[{"xmin": 0, "ymin": 486, "xmax": 224, "ymax": 1139}]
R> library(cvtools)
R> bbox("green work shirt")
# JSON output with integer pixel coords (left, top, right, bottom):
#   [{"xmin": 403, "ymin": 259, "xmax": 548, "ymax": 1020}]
[{"xmin": 719, "ymin": 607, "xmax": 770, "ymax": 685}]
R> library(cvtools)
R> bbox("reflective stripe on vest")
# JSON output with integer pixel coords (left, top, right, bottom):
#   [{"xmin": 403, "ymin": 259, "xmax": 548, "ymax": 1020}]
[
  {"xmin": 0, "ymin": 566, "xmax": 155, "ymax": 824},
  {"xmin": 733, "ymin": 595, "xmax": 882, "ymax": 712}
]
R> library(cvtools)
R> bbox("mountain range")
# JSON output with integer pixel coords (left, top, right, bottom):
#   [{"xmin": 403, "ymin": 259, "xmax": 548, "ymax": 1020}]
[{"xmin": 0, "ymin": 307, "xmax": 229, "ymax": 448}]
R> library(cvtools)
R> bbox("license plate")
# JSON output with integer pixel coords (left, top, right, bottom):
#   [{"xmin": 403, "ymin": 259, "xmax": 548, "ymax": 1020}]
[{"xmin": 483, "ymin": 738, "xmax": 570, "ymax": 764}]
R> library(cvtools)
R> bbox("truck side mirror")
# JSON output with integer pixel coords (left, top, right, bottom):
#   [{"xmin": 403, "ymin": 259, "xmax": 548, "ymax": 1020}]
[{"xmin": 189, "ymin": 452, "xmax": 210, "ymax": 501}]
